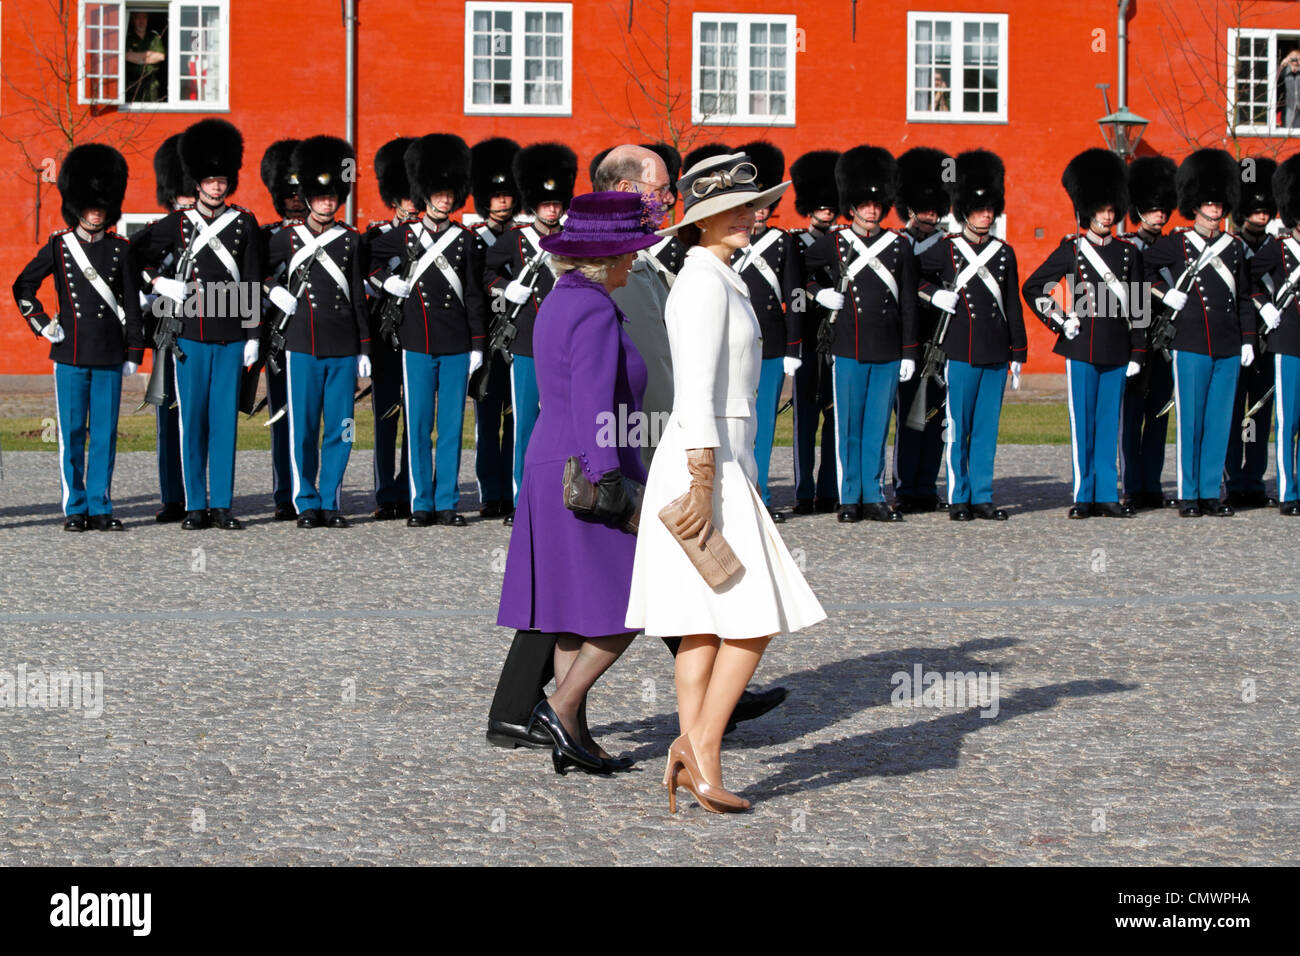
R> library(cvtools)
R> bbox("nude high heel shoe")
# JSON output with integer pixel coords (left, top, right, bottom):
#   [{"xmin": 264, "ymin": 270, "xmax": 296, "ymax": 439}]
[{"xmin": 664, "ymin": 733, "xmax": 750, "ymax": 813}]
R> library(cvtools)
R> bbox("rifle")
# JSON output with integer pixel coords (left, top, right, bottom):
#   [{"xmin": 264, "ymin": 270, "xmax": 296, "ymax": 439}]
[
  {"xmin": 241, "ymin": 254, "xmax": 313, "ymax": 420},
  {"xmin": 1242, "ymin": 258, "xmax": 1300, "ymax": 425},
  {"xmin": 1144, "ymin": 238, "xmax": 1215, "ymax": 418},
  {"xmin": 905, "ymin": 292, "xmax": 954, "ymax": 432},
  {"xmin": 141, "ymin": 239, "xmax": 195, "ymax": 410},
  {"xmin": 816, "ymin": 233, "xmax": 852, "ymax": 366},
  {"xmin": 376, "ymin": 235, "xmax": 420, "ymax": 351}
]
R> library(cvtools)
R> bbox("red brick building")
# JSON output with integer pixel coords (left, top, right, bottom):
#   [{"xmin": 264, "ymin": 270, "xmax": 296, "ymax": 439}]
[{"xmin": 2, "ymin": 0, "xmax": 1299, "ymax": 373}]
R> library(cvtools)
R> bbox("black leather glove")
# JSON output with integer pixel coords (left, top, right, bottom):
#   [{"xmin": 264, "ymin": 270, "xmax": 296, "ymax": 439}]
[{"xmin": 592, "ymin": 469, "xmax": 635, "ymax": 528}]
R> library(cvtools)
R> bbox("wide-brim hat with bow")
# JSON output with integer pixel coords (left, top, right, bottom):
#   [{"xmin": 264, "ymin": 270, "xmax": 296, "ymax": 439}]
[
  {"xmin": 655, "ymin": 152, "xmax": 790, "ymax": 236},
  {"xmin": 538, "ymin": 191, "xmax": 662, "ymax": 258}
]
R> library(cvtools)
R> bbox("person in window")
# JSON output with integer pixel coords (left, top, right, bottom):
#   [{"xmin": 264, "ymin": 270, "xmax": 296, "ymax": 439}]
[
  {"xmin": 125, "ymin": 12, "xmax": 165, "ymax": 103},
  {"xmin": 1278, "ymin": 49, "xmax": 1300, "ymax": 130},
  {"xmin": 932, "ymin": 71, "xmax": 950, "ymax": 112}
]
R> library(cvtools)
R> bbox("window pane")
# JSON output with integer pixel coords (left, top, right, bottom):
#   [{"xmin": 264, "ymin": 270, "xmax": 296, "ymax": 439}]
[
  {"xmin": 771, "ymin": 70, "xmax": 786, "ymax": 92},
  {"xmin": 771, "ymin": 45, "xmax": 786, "ymax": 69},
  {"xmin": 701, "ymin": 44, "xmax": 715, "ymax": 67},
  {"xmin": 473, "ymin": 34, "xmax": 491, "ymax": 56},
  {"xmin": 496, "ymin": 59, "xmax": 511, "ymax": 80},
  {"xmin": 917, "ymin": 20, "xmax": 932, "ymax": 43},
  {"xmin": 964, "ymin": 90, "xmax": 979, "ymax": 111},
  {"xmin": 525, "ymin": 11, "xmax": 541, "ymax": 31},
  {"xmin": 771, "ymin": 94, "xmax": 786, "ymax": 115},
  {"xmin": 720, "ymin": 68, "xmax": 736, "ymax": 91},
  {"xmin": 771, "ymin": 23, "xmax": 786, "ymax": 44},
  {"xmin": 750, "ymin": 93, "xmax": 765, "ymax": 115},
  {"xmin": 752, "ymin": 70, "xmax": 767, "ymax": 91},
  {"xmin": 751, "ymin": 23, "xmax": 767, "ymax": 45},
  {"xmin": 964, "ymin": 21, "xmax": 978, "ymax": 43},
  {"xmin": 701, "ymin": 21, "xmax": 717, "ymax": 43},
  {"xmin": 545, "ymin": 60, "xmax": 561, "ymax": 81},
  {"xmin": 473, "ymin": 81, "xmax": 491, "ymax": 103},
  {"xmin": 495, "ymin": 11, "xmax": 510, "ymax": 31},
  {"xmin": 701, "ymin": 92, "xmax": 717, "ymax": 113},
  {"xmin": 474, "ymin": 11, "xmax": 491, "ymax": 31},
  {"xmin": 525, "ymin": 33, "xmax": 541, "ymax": 56},
  {"xmin": 983, "ymin": 68, "xmax": 997, "ymax": 89},
  {"xmin": 493, "ymin": 82, "xmax": 510, "ymax": 104},
  {"xmin": 473, "ymin": 59, "xmax": 490, "ymax": 80},
  {"xmin": 722, "ymin": 22, "xmax": 737, "ymax": 43},
  {"xmin": 751, "ymin": 45, "xmax": 767, "ymax": 68},
  {"xmin": 937, "ymin": 21, "xmax": 950, "ymax": 42},
  {"xmin": 983, "ymin": 92, "xmax": 998, "ymax": 112},
  {"xmin": 546, "ymin": 35, "xmax": 561, "ymax": 57},
  {"xmin": 546, "ymin": 11, "xmax": 561, "ymax": 31}
]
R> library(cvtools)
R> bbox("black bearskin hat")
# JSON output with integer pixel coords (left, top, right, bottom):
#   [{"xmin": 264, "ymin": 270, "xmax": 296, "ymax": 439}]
[
  {"xmin": 790, "ymin": 150, "xmax": 841, "ymax": 217},
  {"xmin": 1235, "ymin": 156, "xmax": 1278, "ymax": 221},
  {"xmin": 683, "ymin": 142, "xmax": 732, "ymax": 176},
  {"xmin": 179, "ymin": 118, "xmax": 243, "ymax": 196},
  {"xmin": 293, "ymin": 136, "xmax": 355, "ymax": 204},
  {"xmin": 738, "ymin": 140, "xmax": 786, "ymax": 211},
  {"xmin": 58, "ymin": 143, "xmax": 127, "ymax": 230},
  {"xmin": 154, "ymin": 134, "xmax": 194, "ymax": 211},
  {"xmin": 513, "ymin": 142, "xmax": 578, "ymax": 214},
  {"xmin": 896, "ymin": 146, "xmax": 951, "ymax": 220},
  {"xmin": 1062, "ymin": 148, "xmax": 1129, "ymax": 227},
  {"xmin": 835, "ymin": 145, "xmax": 897, "ymax": 217},
  {"xmin": 1126, "ymin": 155, "xmax": 1177, "ymax": 225},
  {"xmin": 374, "ymin": 137, "xmax": 414, "ymax": 210},
  {"xmin": 1272, "ymin": 154, "xmax": 1300, "ymax": 229},
  {"xmin": 260, "ymin": 139, "xmax": 301, "ymax": 218},
  {"xmin": 405, "ymin": 133, "xmax": 472, "ymax": 211},
  {"xmin": 642, "ymin": 142, "xmax": 682, "ymax": 200},
  {"xmin": 1176, "ymin": 148, "xmax": 1239, "ymax": 220},
  {"xmin": 471, "ymin": 137, "xmax": 521, "ymax": 217},
  {"xmin": 951, "ymin": 149, "xmax": 1005, "ymax": 219}
]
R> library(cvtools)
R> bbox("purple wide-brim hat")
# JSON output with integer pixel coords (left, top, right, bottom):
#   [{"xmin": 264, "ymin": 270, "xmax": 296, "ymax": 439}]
[{"xmin": 538, "ymin": 191, "xmax": 662, "ymax": 257}]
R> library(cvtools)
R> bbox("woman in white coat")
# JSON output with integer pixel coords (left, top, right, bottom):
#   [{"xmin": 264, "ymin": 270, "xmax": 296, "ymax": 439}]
[{"xmin": 626, "ymin": 152, "xmax": 826, "ymax": 813}]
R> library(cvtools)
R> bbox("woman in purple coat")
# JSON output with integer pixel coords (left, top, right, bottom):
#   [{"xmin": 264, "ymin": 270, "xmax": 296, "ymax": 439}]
[{"xmin": 497, "ymin": 192, "xmax": 661, "ymax": 774}]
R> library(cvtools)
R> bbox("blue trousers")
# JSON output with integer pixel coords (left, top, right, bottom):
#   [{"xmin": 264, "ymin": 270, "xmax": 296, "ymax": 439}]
[
  {"xmin": 403, "ymin": 350, "xmax": 468, "ymax": 513},
  {"xmin": 833, "ymin": 356, "xmax": 900, "ymax": 505},
  {"xmin": 792, "ymin": 351, "xmax": 837, "ymax": 502},
  {"xmin": 1120, "ymin": 355, "xmax": 1173, "ymax": 496},
  {"xmin": 174, "ymin": 338, "xmax": 242, "ymax": 511},
  {"xmin": 370, "ymin": 340, "xmax": 408, "ymax": 508},
  {"xmin": 286, "ymin": 351, "xmax": 356, "ymax": 514},
  {"xmin": 1066, "ymin": 359, "xmax": 1126, "ymax": 504},
  {"xmin": 1224, "ymin": 356, "xmax": 1274, "ymax": 496},
  {"xmin": 510, "ymin": 355, "xmax": 540, "ymax": 506},
  {"xmin": 754, "ymin": 357, "xmax": 785, "ymax": 507},
  {"xmin": 155, "ymin": 354, "xmax": 184, "ymax": 507},
  {"xmin": 265, "ymin": 362, "xmax": 293, "ymax": 509},
  {"xmin": 945, "ymin": 360, "xmax": 1007, "ymax": 505},
  {"xmin": 53, "ymin": 362, "xmax": 122, "ymax": 516},
  {"xmin": 1171, "ymin": 349, "xmax": 1239, "ymax": 501},
  {"xmin": 1275, "ymin": 353, "xmax": 1300, "ymax": 503},
  {"xmin": 474, "ymin": 350, "xmax": 514, "ymax": 506},
  {"xmin": 894, "ymin": 373, "xmax": 946, "ymax": 500}
]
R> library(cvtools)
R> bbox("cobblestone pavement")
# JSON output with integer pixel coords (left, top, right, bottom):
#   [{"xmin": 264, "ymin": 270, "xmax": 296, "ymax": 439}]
[{"xmin": 0, "ymin": 447, "xmax": 1296, "ymax": 865}]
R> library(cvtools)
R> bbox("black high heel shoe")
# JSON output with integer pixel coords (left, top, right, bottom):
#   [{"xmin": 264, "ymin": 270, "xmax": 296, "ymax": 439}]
[
  {"xmin": 528, "ymin": 700, "xmax": 607, "ymax": 774},
  {"xmin": 600, "ymin": 755, "xmax": 635, "ymax": 773}
]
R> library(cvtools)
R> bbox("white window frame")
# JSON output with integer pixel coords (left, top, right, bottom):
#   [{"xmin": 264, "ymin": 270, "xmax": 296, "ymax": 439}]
[
  {"xmin": 463, "ymin": 2, "xmax": 573, "ymax": 117},
  {"xmin": 80, "ymin": 0, "xmax": 230, "ymax": 111},
  {"xmin": 906, "ymin": 11, "xmax": 1008, "ymax": 124},
  {"xmin": 116, "ymin": 212, "xmax": 164, "ymax": 239},
  {"xmin": 691, "ymin": 12, "xmax": 796, "ymax": 127},
  {"xmin": 1227, "ymin": 27, "xmax": 1300, "ymax": 138}
]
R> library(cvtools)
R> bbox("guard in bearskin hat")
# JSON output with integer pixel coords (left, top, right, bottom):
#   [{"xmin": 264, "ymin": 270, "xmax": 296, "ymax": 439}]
[
  {"xmin": 805, "ymin": 146, "xmax": 916, "ymax": 523},
  {"xmin": 1022, "ymin": 148, "xmax": 1144, "ymax": 519},
  {"xmin": 467, "ymin": 136, "xmax": 521, "ymax": 520},
  {"xmin": 1144, "ymin": 148, "xmax": 1257, "ymax": 516},
  {"xmin": 368, "ymin": 133, "xmax": 486, "ymax": 527},
  {"xmin": 1118, "ymin": 154, "xmax": 1178, "ymax": 510},
  {"xmin": 788, "ymin": 149, "xmax": 842, "ymax": 514},
  {"xmin": 917, "ymin": 148, "xmax": 1027, "ymax": 521},
  {"xmin": 360, "ymin": 136, "xmax": 417, "ymax": 522},
  {"xmin": 1224, "ymin": 156, "xmax": 1280, "ymax": 508},
  {"xmin": 264, "ymin": 135, "xmax": 370, "ymax": 528},
  {"xmin": 1259, "ymin": 155, "xmax": 1300, "ymax": 514},
  {"xmin": 135, "ymin": 118, "xmax": 261, "ymax": 530},
  {"xmin": 892, "ymin": 146, "xmax": 952, "ymax": 513},
  {"xmin": 13, "ymin": 143, "xmax": 145, "ymax": 530},
  {"xmin": 482, "ymin": 141, "xmax": 577, "ymax": 523}
]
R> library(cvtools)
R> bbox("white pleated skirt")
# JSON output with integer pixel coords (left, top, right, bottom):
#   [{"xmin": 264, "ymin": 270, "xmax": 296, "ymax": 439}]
[{"xmin": 625, "ymin": 411, "xmax": 827, "ymax": 641}]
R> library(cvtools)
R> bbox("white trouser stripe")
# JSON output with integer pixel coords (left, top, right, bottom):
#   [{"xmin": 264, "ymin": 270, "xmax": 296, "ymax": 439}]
[
  {"xmin": 944, "ymin": 361, "xmax": 957, "ymax": 504},
  {"xmin": 1277, "ymin": 352, "xmax": 1289, "ymax": 502},
  {"xmin": 173, "ymin": 352, "xmax": 190, "ymax": 512},
  {"xmin": 1067, "ymin": 361, "xmax": 1082, "ymax": 501},
  {"xmin": 1172, "ymin": 351, "xmax": 1185, "ymax": 499},
  {"xmin": 402, "ymin": 350, "xmax": 417, "ymax": 509},
  {"xmin": 832, "ymin": 360, "xmax": 845, "ymax": 503},
  {"xmin": 53, "ymin": 366, "xmax": 69, "ymax": 514},
  {"xmin": 509, "ymin": 360, "xmax": 520, "ymax": 499},
  {"xmin": 286, "ymin": 352, "xmax": 303, "ymax": 512}
]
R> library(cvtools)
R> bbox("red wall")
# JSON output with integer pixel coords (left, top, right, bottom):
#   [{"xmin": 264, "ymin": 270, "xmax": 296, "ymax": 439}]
[{"xmin": 2, "ymin": 0, "xmax": 1298, "ymax": 374}]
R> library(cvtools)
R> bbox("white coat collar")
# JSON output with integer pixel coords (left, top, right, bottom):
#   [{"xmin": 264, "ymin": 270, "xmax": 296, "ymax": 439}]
[{"xmin": 686, "ymin": 245, "xmax": 749, "ymax": 296}]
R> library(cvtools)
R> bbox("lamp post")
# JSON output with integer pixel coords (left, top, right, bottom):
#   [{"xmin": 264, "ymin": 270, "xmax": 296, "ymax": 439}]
[{"xmin": 1097, "ymin": 83, "xmax": 1150, "ymax": 160}]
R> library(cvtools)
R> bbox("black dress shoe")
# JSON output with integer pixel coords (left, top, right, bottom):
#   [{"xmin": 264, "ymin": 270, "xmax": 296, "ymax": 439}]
[
  {"xmin": 1243, "ymin": 490, "xmax": 1277, "ymax": 509},
  {"xmin": 949, "ymin": 503, "xmax": 973, "ymax": 521},
  {"xmin": 1068, "ymin": 504, "xmax": 1091, "ymax": 519},
  {"xmin": 1178, "ymin": 500, "xmax": 1202, "ymax": 517},
  {"xmin": 486, "ymin": 718, "xmax": 553, "ymax": 750},
  {"xmin": 90, "ymin": 514, "xmax": 123, "ymax": 531},
  {"xmin": 502, "ymin": 514, "xmax": 514, "ymax": 526},
  {"xmin": 273, "ymin": 504, "xmax": 297, "ymax": 521},
  {"xmin": 1162, "ymin": 496, "xmax": 1179, "ymax": 509},
  {"xmin": 861, "ymin": 502, "xmax": 903, "ymax": 522},
  {"xmin": 1282, "ymin": 502, "xmax": 1300, "ymax": 516},
  {"xmin": 919, "ymin": 494, "xmax": 944, "ymax": 512},
  {"xmin": 371, "ymin": 504, "xmax": 400, "ymax": 521},
  {"xmin": 814, "ymin": 496, "xmax": 838, "ymax": 513},
  {"xmin": 63, "ymin": 514, "xmax": 87, "ymax": 532},
  {"xmin": 727, "ymin": 686, "xmax": 788, "ymax": 731},
  {"xmin": 600, "ymin": 755, "xmax": 636, "ymax": 773},
  {"xmin": 480, "ymin": 501, "xmax": 503, "ymax": 519},
  {"xmin": 1091, "ymin": 501, "xmax": 1136, "ymax": 518},
  {"xmin": 296, "ymin": 510, "xmax": 323, "ymax": 528},
  {"xmin": 792, "ymin": 498, "xmax": 814, "ymax": 515},
  {"xmin": 323, "ymin": 511, "xmax": 350, "ymax": 528},
  {"xmin": 971, "ymin": 503, "xmax": 1009, "ymax": 520},
  {"xmin": 893, "ymin": 496, "xmax": 919, "ymax": 514},
  {"xmin": 155, "ymin": 503, "xmax": 186, "ymax": 523},
  {"xmin": 181, "ymin": 510, "xmax": 210, "ymax": 530},
  {"xmin": 527, "ymin": 700, "xmax": 609, "ymax": 775},
  {"xmin": 435, "ymin": 509, "xmax": 466, "ymax": 526},
  {"xmin": 210, "ymin": 508, "xmax": 243, "ymax": 530},
  {"xmin": 407, "ymin": 510, "xmax": 434, "ymax": 527},
  {"xmin": 1201, "ymin": 498, "xmax": 1234, "ymax": 517},
  {"xmin": 767, "ymin": 508, "xmax": 786, "ymax": 524},
  {"xmin": 837, "ymin": 506, "xmax": 861, "ymax": 523},
  {"xmin": 1224, "ymin": 490, "xmax": 1247, "ymax": 509}
]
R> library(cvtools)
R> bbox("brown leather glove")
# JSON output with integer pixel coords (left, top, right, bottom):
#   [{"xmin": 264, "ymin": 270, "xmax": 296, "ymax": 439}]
[{"xmin": 672, "ymin": 447, "xmax": 715, "ymax": 540}]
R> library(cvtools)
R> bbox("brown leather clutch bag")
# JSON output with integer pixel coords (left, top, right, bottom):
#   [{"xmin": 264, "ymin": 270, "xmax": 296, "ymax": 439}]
[{"xmin": 657, "ymin": 493, "xmax": 744, "ymax": 588}]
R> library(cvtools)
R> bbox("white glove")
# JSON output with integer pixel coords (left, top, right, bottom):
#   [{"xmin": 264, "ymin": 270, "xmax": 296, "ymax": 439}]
[
  {"xmin": 153, "ymin": 276, "xmax": 187, "ymax": 304},
  {"xmin": 1260, "ymin": 302, "xmax": 1282, "ymax": 331},
  {"xmin": 503, "ymin": 279, "xmax": 532, "ymax": 305},
  {"xmin": 121, "ymin": 361, "xmax": 138, "ymax": 376},
  {"xmin": 1162, "ymin": 288, "xmax": 1189, "ymax": 311},
  {"xmin": 468, "ymin": 350, "xmax": 484, "ymax": 376},
  {"xmin": 815, "ymin": 289, "xmax": 845, "ymax": 311},
  {"xmin": 1242, "ymin": 343, "xmax": 1256, "ymax": 367},
  {"xmin": 1126, "ymin": 361, "xmax": 1141, "ymax": 378},
  {"xmin": 783, "ymin": 356, "xmax": 802, "ymax": 376},
  {"xmin": 1010, "ymin": 361, "xmax": 1022, "ymax": 390},
  {"xmin": 899, "ymin": 359, "xmax": 916, "ymax": 383},
  {"xmin": 356, "ymin": 354, "xmax": 372, "ymax": 379},
  {"xmin": 931, "ymin": 289, "xmax": 959, "ymax": 313},
  {"xmin": 383, "ymin": 276, "xmax": 411, "ymax": 299},
  {"xmin": 1062, "ymin": 315, "xmax": 1081, "ymax": 340},
  {"xmin": 41, "ymin": 321, "xmax": 65, "ymax": 344},
  {"xmin": 243, "ymin": 339, "xmax": 259, "ymax": 367},
  {"xmin": 269, "ymin": 285, "xmax": 298, "ymax": 316}
]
